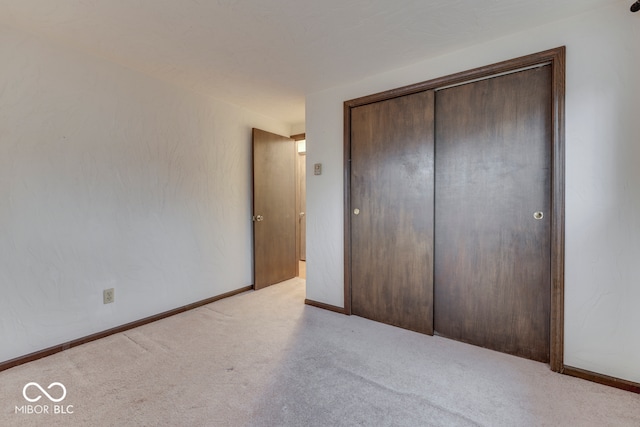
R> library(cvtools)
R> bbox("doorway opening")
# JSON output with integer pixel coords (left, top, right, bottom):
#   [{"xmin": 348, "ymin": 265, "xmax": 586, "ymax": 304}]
[
  {"xmin": 292, "ymin": 133, "xmax": 306, "ymax": 280},
  {"xmin": 251, "ymin": 128, "xmax": 306, "ymax": 289}
]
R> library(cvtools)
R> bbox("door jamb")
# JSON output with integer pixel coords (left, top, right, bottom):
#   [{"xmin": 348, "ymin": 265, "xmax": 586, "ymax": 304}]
[{"xmin": 343, "ymin": 47, "xmax": 565, "ymax": 372}]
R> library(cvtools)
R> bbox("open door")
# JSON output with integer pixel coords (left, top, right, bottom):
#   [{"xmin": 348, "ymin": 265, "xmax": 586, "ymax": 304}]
[{"xmin": 252, "ymin": 128, "xmax": 297, "ymax": 290}]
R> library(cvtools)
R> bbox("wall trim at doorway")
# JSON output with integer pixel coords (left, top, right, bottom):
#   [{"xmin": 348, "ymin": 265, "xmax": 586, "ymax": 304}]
[
  {"xmin": 0, "ymin": 285, "xmax": 252, "ymax": 372},
  {"xmin": 342, "ymin": 46, "xmax": 566, "ymax": 372},
  {"xmin": 305, "ymin": 299, "xmax": 347, "ymax": 314}
]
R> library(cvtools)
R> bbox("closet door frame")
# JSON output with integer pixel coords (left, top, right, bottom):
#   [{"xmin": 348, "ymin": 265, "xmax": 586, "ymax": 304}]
[{"xmin": 343, "ymin": 47, "xmax": 566, "ymax": 372}]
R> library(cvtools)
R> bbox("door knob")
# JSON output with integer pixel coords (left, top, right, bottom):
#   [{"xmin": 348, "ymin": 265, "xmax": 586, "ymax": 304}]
[
  {"xmin": 533, "ymin": 211, "xmax": 544, "ymax": 220},
  {"xmin": 299, "ymin": 212, "xmax": 305, "ymax": 218},
  {"xmin": 254, "ymin": 215, "xmax": 264, "ymax": 222},
  {"xmin": 353, "ymin": 208, "xmax": 360, "ymax": 215}
]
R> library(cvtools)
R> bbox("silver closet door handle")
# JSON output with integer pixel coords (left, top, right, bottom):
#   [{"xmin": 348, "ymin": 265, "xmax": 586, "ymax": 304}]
[
  {"xmin": 533, "ymin": 211, "xmax": 544, "ymax": 220},
  {"xmin": 255, "ymin": 215, "xmax": 264, "ymax": 222}
]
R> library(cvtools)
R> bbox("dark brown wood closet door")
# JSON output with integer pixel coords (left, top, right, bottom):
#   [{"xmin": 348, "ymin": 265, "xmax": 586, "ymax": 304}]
[
  {"xmin": 434, "ymin": 66, "xmax": 552, "ymax": 362},
  {"xmin": 253, "ymin": 128, "xmax": 297, "ymax": 290},
  {"xmin": 351, "ymin": 91, "xmax": 435, "ymax": 334}
]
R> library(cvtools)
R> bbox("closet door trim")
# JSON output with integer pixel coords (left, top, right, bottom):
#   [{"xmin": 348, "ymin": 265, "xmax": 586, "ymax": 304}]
[{"xmin": 343, "ymin": 47, "xmax": 565, "ymax": 372}]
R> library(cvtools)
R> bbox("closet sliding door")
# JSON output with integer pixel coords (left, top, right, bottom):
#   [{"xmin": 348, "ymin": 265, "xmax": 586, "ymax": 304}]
[
  {"xmin": 434, "ymin": 66, "xmax": 552, "ymax": 362},
  {"xmin": 350, "ymin": 91, "xmax": 435, "ymax": 335},
  {"xmin": 345, "ymin": 48, "xmax": 564, "ymax": 368}
]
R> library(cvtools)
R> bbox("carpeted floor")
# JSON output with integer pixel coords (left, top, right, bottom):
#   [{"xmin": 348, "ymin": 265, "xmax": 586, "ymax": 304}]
[{"xmin": 1, "ymin": 278, "xmax": 639, "ymax": 426}]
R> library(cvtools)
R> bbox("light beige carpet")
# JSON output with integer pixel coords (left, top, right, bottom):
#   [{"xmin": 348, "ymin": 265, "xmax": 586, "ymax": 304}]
[{"xmin": 1, "ymin": 277, "xmax": 639, "ymax": 426}]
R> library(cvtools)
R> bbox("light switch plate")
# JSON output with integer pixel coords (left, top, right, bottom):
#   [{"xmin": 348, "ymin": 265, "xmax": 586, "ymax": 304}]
[
  {"xmin": 103, "ymin": 288, "xmax": 114, "ymax": 304},
  {"xmin": 314, "ymin": 163, "xmax": 322, "ymax": 175}
]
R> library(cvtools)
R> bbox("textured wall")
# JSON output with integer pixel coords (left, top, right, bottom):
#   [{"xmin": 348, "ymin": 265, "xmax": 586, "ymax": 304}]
[
  {"xmin": 0, "ymin": 25, "xmax": 289, "ymax": 363},
  {"xmin": 306, "ymin": 3, "xmax": 640, "ymax": 382}
]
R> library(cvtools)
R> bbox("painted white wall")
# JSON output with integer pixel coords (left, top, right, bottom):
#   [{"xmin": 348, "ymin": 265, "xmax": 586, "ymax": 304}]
[
  {"xmin": 290, "ymin": 122, "xmax": 306, "ymax": 136},
  {"xmin": 0, "ymin": 25, "xmax": 290, "ymax": 363},
  {"xmin": 306, "ymin": 2, "xmax": 640, "ymax": 383}
]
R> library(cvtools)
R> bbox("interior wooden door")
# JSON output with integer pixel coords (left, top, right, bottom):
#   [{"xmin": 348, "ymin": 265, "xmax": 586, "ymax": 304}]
[
  {"xmin": 434, "ymin": 66, "xmax": 552, "ymax": 362},
  {"xmin": 350, "ymin": 91, "xmax": 435, "ymax": 335},
  {"xmin": 252, "ymin": 128, "xmax": 297, "ymax": 290}
]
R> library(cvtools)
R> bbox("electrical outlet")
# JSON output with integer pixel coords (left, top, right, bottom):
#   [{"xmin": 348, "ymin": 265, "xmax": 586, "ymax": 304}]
[{"xmin": 103, "ymin": 288, "xmax": 115, "ymax": 304}]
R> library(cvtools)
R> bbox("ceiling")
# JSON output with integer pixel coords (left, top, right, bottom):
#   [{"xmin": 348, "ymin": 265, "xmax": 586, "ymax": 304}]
[{"xmin": 0, "ymin": 0, "xmax": 621, "ymax": 126}]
